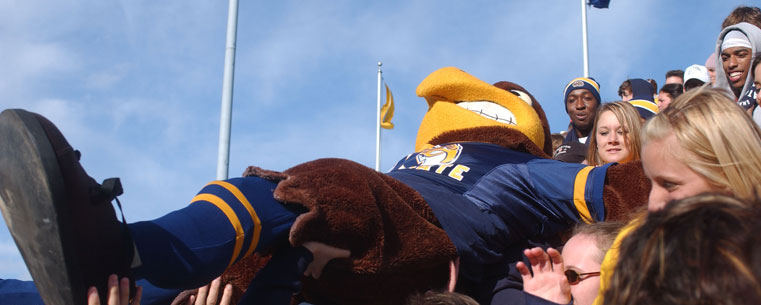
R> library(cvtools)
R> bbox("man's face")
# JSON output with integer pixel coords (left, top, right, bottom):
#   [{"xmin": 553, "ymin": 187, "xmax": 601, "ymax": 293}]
[
  {"xmin": 664, "ymin": 76, "xmax": 683, "ymax": 85},
  {"xmin": 619, "ymin": 89, "xmax": 633, "ymax": 102},
  {"xmin": 566, "ymin": 89, "xmax": 599, "ymax": 135},
  {"xmin": 721, "ymin": 46, "xmax": 752, "ymax": 92}
]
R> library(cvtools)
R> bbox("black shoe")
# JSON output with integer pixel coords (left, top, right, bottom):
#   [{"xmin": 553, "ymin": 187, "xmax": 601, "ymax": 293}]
[{"xmin": 0, "ymin": 109, "xmax": 135, "ymax": 305}]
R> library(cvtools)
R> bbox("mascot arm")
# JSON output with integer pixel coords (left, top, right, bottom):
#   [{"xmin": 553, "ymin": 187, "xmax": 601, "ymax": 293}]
[
  {"xmin": 522, "ymin": 159, "xmax": 648, "ymax": 224},
  {"xmin": 468, "ymin": 160, "xmax": 648, "ymax": 242},
  {"xmin": 601, "ymin": 161, "xmax": 650, "ymax": 222}
]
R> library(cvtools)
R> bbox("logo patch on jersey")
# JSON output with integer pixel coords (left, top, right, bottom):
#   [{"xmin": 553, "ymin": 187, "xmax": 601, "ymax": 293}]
[{"xmin": 416, "ymin": 144, "xmax": 463, "ymax": 166}]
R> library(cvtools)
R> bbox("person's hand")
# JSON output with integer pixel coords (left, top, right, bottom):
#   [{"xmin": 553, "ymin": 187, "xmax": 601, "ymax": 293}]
[
  {"xmin": 516, "ymin": 247, "xmax": 571, "ymax": 304},
  {"xmin": 87, "ymin": 274, "xmax": 142, "ymax": 305},
  {"xmin": 185, "ymin": 277, "xmax": 233, "ymax": 305},
  {"xmin": 302, "ymin": 241, "xmax": 351, "ymax": 279}
]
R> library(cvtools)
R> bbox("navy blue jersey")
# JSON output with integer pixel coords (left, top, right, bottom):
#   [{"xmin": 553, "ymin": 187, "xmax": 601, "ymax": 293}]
[{"xmin": 387, "ymin": 142, "xmax": 610, "ymax": 282}]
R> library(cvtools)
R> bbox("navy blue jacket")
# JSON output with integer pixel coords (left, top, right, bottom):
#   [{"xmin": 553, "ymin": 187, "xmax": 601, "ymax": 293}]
[{"xmin": 387, "ymin": 142, "xmax": 609, "ymax": 283}]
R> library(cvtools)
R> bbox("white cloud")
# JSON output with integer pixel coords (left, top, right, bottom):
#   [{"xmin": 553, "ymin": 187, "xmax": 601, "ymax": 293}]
[{"xmin": 86, "ymin": 63, "xmax": 132, "ymax": 90}]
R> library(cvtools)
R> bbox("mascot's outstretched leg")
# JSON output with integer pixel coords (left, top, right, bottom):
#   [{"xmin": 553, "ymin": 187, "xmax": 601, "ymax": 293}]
[
  {"xmin": 0, "ymin": 109, "xmax": 136, "ymax": 305},
  {"xmin": 128, "ymin": 176, "xmax": 307, "ymax": 288},
  {"xmin": 0, "ymin": 109, "xmax": 337, "ymax": 305}
]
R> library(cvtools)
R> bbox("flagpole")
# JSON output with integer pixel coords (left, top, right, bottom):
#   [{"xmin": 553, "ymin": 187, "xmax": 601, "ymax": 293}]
[
  {"xmin": 216, "ymin": 0, "xmax": 239, "ymax": 180},
  {"xmin": 375, "ymin": 62, "xmax": 382, "ymax": 171},
  {"xmin": 581, "ymin": 0, "xmax": 590, "ymax": 77}
]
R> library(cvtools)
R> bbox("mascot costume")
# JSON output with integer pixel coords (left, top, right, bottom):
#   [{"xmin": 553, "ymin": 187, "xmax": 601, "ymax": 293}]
[{"xmin": 0, "ymin": 67, "xmax": 649, "ymax": 305}]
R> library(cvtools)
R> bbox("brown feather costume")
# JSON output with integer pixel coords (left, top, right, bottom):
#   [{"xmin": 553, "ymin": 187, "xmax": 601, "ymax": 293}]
[{"xmin": 218, "ymin": 68, "xmax": 650, "ymax": 305}]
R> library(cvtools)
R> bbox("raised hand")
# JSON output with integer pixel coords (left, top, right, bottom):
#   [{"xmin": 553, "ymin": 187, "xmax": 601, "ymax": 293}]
[{"xmin": 515, "ymin": 247, "xmax": 571, "ymax": 304}]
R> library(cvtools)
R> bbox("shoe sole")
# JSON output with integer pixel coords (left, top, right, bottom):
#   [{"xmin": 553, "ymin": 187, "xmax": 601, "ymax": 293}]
[{"xmin": 0, "ymin": 109, "xmax": 87, "ymax": 305}]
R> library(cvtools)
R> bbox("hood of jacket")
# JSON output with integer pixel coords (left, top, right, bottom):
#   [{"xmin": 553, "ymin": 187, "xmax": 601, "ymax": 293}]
[{"xmin": 714, "ymin": 22, "xmax": 761, "ymax": 100}]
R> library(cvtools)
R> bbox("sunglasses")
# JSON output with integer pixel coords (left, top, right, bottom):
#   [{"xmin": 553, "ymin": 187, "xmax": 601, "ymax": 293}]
[{"xmin": 564, "ymin": 270, "xmax": 601, "ymax": 285}]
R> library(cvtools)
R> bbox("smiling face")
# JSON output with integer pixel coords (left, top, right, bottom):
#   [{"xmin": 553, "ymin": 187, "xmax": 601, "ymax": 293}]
[
  {"xmin": 566, "ymin": 88, "xmax": 599, "ymax": 137},
  {"xmin": 721, "ymin": 46, "xmax": 752, "ymax": 96},
  {"xmin": 642, "ymin": 134, "xmax": 719, "ymax": 211},
  {"xmin": 561, "ymin": 234, "xmax": 602, "ymax": 305},
  {"xmin": 594, "ymin": 110, "xmax": 631, "ymax": 164}
]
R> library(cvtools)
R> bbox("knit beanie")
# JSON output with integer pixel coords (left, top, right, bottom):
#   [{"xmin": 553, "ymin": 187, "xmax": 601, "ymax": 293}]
[{"xmin": 564, "ymin": 77, "xmax": 601, "ymax": 107}]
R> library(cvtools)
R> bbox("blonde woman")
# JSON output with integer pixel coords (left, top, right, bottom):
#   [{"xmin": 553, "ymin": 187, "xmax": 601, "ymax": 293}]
[
  {"xmin": 585, "ymin": 102, "xmax": 643, "ymax": 166},
  {"xmin": 593, "ymin": 86, "xmax": 761, "ymax": 304},
  {"xmin": 641, "ymin": 86, "xmax": 761, "ymax": 210}
]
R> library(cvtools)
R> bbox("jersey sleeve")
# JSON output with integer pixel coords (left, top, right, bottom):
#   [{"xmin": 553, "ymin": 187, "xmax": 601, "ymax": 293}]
[{"xmin": 464, "ymin": 159, "xmax": 612, "ymax": 239}]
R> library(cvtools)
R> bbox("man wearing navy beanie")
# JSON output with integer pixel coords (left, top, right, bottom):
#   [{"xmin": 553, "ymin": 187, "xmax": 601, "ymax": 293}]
[{"xmin": 562, "ymin": 77, "xmax": 601, "ymax": 157}]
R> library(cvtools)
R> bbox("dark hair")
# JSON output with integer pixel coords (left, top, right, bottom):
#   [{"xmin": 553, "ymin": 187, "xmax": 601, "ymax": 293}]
[
  {"xmin": 722, "ymin": 5, "xmax": 761, "ymax": 29},
  {"xmin": 684, "ymin": 80, "xmax": 706, "ymax": 91},
  {"xmin": 618, "ymin": 80, "xmax": 632, "ymax": 97},
  {"xmin": 659, "ymin": 83, "xmax": 684, "ymax": 98},
  {"xmin": 550, "ymin": 132, "xmax": 565, "ymax": 152},
  {"xmin": 603, "ymin": 194, "xmax": 761, "ymax": 305},
  {"xmin": 407, "ymin": 290, "xmax": 479, "ymax": 305},
  {"xmin": 665, "ymin": 69, "xmax": 684, "ymax": 80}
]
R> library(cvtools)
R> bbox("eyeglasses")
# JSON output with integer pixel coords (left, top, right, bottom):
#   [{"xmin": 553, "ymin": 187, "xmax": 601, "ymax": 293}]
[{"xmin": 564, "ymin": 270, "xmax": 601, "ymax": 285}]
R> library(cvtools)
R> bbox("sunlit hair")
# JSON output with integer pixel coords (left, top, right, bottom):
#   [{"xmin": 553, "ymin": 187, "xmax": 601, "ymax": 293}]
[
  {"xmin": 721, "ymin": 5, "xmax": 761, "ymax": 29},
  {"xmin": 571, "ymin": 222, "xmax": 625, "ymax": 263},
  {"xmin": 604, "ymin": 194, "xmax": 761, "ymax": 304},
  {"xmin": 586, "ymin": 101, "xmax": 643, "ymax": 166},
  {"xmin": 642, "ymin": 86, "xmax": 761, "ymax": 200}
]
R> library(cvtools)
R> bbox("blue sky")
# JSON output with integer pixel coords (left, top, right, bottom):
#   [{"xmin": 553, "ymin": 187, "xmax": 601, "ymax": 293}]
[{"xmin": 0, "ymin": 0, "xmax": 756, "ymax": 280}]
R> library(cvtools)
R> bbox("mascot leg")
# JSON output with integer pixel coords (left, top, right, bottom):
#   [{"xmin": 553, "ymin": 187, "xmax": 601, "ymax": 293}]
[
  {"xmin": 0, "ymin": 109, "xmax": 308, "ymax": 304},
  {"xmin": 129, "ymin": 176, "xmax": 307, "ymax": 289}
]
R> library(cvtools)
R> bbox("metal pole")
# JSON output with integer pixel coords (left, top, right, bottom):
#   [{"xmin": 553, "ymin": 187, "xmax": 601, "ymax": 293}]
[
  {"xmin": 581, "ymin": 0, "xmax": 590, "ymax": 77},
  {"xmin": 375, "ymin": 62, "xmax": 382, "ymax": 171},
  {"xmin": 216, "ymin": 0, "xmax": 239, "ymax": 180}
]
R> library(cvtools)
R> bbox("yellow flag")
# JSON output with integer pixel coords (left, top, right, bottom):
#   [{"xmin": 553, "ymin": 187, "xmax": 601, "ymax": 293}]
[{"xmin": 380, "ymin": 83, "xmax": 394, "ymax": 129}]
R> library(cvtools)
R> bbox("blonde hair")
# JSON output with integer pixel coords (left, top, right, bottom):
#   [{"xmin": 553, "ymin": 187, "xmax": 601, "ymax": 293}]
[
  {"xmin": 586, "ymin": 101, "xmax": 643, "ymax": 166},
  {"xmin": 642, "ymin": 86, "xmax": 761, "ymax": 200}
]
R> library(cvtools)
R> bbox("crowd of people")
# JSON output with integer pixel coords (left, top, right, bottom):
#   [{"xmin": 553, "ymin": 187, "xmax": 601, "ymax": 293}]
[
  {"xmin": 2, "ymin": 4, "xmax": 761, "ymax": 305},
  {"xmin": 531, "ymin": 5, "xmax": 761, "ymax": 305}
]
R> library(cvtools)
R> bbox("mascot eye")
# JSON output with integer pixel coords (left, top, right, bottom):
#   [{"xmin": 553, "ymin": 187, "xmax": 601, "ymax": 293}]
[{"xmin": 509, "ymin": 90, "xmax": 533, "ymax": 106}]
